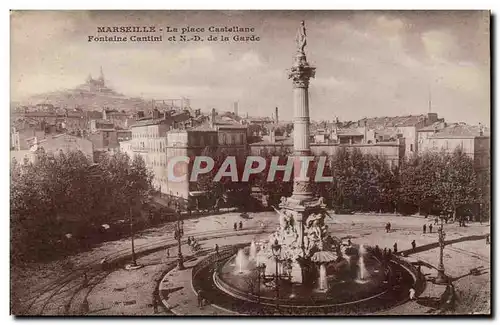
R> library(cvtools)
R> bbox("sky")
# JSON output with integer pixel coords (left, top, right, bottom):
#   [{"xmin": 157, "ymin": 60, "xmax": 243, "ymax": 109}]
[{"xmin": 10, "ymin": 10, "xmax": 490, "ymax": 124}]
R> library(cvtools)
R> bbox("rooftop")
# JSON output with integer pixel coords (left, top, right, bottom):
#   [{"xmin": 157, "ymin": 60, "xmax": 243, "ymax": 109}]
[
  {"xmin": 130, "ymin": 118, "xmax": 171, "ymax": 128},
  {"xmin": 418, "ymin": 121, "xmax": 446, "ymax": 132},
  {"xmin": 358, "ymin": 114, "xmax": 428, "ymax": 128},
  {"xmin": 336, "ymin": 129, "xmax": 363, "ymax": 136},
  {"xmin": 429, "ymin": 123, "xmax": 490, "ymax": 138},
  {"xmin": 249, "ymin": 137, "xmax": 293, "ymax": 146}
]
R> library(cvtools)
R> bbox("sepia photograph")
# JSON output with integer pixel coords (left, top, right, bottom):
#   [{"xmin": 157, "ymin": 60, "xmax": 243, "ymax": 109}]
[{"xmin": 9, "ymin": 10, "xmax": 491, "ymax": 316}]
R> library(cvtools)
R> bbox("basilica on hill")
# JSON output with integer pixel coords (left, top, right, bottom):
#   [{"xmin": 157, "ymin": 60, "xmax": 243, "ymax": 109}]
[{"xmin": 80, "ymin": 67, "xmax": 113, "ymax": 93}]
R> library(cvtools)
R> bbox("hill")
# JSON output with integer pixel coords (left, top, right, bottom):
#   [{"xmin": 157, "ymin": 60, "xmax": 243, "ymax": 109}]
[{"xmin": 13, "ymin": 74, "xmax": 151, "ymax": 112}]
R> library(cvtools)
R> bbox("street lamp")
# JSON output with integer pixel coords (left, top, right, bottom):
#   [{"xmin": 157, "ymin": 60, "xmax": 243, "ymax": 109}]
[
  {"xmin": 435, "ymin": 217, "xmax": 448, "ymax": 284},
  {"xmin": 174, "ymin": 203, "xmax": 185, "ymax": 270},
  {"xmin": 271, "ymin": 239, "xmax": 282, "ymax": 311},
  {"xmin": 125, "ymin": 166, "xmax": 142, "ymax": 270},
  {"xmin": 130, "ymin": 205, "xmax": 137, "ymax": 266}
]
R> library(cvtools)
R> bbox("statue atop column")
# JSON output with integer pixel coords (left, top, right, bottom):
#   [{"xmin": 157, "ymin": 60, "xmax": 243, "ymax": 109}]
[
  {"xmin": 289, "ymin": 20, "xmax": 315, "ymax": 86},
  {"xmin": 296, "ymin": 20, "xmax": 307, "ymax": 54}
]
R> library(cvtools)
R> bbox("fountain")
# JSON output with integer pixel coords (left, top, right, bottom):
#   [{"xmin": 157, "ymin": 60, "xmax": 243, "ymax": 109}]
[
  {"xmin": 249, "ymin": 240, "xmax": 257, "ymax": 261},
  {"xmin": 235, "ymin": 249, "xmax": 247, "ymax": 274},
  {"xmin": 189, "ymin": 21, "xmax": 421, "ymax": 315},
  {"xmin": 318, "ymin": 264, "xmax": 327, "ymax": 292},
  {"xmin": 356, "ymin": 245, "xmax": 368, "ymax": 283}
]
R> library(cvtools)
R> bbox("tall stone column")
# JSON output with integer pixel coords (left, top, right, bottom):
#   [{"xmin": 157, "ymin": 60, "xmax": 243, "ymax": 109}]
[{"xmin": 288, "ymin": 25, "xmax": 316, "ymax": 202}]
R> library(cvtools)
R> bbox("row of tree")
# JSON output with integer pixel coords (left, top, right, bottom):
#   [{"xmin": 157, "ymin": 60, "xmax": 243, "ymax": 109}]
[
  {"xmin": 247, "ymin": 147, "xmax": 486, "ymax": 218},
  {"xmin": 11, "ymin": 149, "xmax": 153, "ymax": 263}
]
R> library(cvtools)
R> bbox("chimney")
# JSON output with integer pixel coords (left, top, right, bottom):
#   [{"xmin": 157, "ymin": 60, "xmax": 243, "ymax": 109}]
[
  {"xmin": 479, "ymin": 123, "xmax": 484, "ymax": 136},
  {"xmin": 210, "ymin": 108, "xmax": 216, "ymax": 129},
  {"xmin": 233, "ymin": 102, "xmax": 239, "ymax": 117},
  {"xmin": 275, "ymin": 107, "xmax": 279, "ymax": 123},
  {"xmin": 152, "ymin": 108, "xmax": 160, "ymax": 119},
  {"xmin": 364, "ymin": 120, "xmax": 368, "ymax": 143}
]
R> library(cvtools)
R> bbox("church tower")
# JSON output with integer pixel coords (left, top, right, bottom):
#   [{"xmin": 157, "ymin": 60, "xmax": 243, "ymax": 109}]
[{"xmin": 98, "ymin": 66, "xmax": 105, "ymax": 86}]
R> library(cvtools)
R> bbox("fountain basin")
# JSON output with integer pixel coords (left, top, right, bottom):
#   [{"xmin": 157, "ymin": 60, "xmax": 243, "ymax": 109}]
[{"xmin": 191, "ymin": 244, "xmax": 423, "ymax": 314}]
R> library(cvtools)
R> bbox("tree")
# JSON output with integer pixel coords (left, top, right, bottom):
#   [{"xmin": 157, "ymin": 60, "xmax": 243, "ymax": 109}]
[
  {"xmin": 437, "ymin": 148, "xmax": 479, "ymax": 219},
  {"xmin": 195, "ymin": 146, "xmax": 226, "ymax": 206},
  {"xmin": 399, "ymin": 152, "xmax": 441, "ymax": 215},
  {"xmin": 251, "ymin": 146, "xmax": 293, "ymax": 207},
  {"xmin": 10, "ymin": 149, "xmax": 154, "ymax": 263}
]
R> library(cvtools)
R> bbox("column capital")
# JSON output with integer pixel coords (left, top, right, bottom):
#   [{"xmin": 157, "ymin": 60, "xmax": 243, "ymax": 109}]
[{"xmin": 288, "ymin": 62, "xmax": 316, "ymax": 88}]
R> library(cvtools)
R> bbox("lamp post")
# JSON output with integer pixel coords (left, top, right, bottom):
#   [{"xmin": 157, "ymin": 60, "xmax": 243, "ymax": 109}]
[
  {"xmin": 271, "ymin": 239, "xmax": 282, "ymax": 312},
  {"xmin": 125, "ymin": 165, "xmax": 142, "ymax": 270},
  {"xmin": 256, "ymin": 263, "xmax": 266, "ymax": 304},
  {"xmin": 130, "ymin": 205, "xmax": 137, "ymax": 266},
  {"xmin": 435, "ymin": 217, "xmax": 448, "ymax": 284},
  {"xmin": 174, "ymin": 202, "xmax": 185, "ymax": 270}
]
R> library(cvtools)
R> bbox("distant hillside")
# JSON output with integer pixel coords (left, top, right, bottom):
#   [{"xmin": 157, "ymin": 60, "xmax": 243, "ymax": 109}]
[{"xmin": 13, "ymin": 77, "xmax": 151, "ymax": 112}]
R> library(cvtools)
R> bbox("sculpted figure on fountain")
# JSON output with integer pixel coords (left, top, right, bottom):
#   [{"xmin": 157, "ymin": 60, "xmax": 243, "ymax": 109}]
[{"xmin": 303, "ymin": 211, "xmax": 330, "ymax": 256}]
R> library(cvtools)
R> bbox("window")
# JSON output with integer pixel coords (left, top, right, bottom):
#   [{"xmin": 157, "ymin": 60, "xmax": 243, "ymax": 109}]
[
  {"xmin": 410, "ymin": 144, "xmax": 414, "ymax": 152},
  {"xmin": 240, "ymin": 134, "xmax": 244, "ymax": 144},
  {"xmin": 231, "ymin": 134, "xmax": 236, "ymax": 144},
  {"xmin": 222, "ymin": 134, "xmax": 227, "ymax": 145}
]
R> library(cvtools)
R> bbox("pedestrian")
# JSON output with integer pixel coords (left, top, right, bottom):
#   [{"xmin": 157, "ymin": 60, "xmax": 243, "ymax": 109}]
[
  {"xmin": 197, "ymin": 289, "xmax": 204, "ymax": 308},
  {"xmin": 239, "ymin": 221, "xmax": 243, "ymax": 230},
  {"xmin": 393, "ymin": 242, "xmax": 398, "ymax": 254},
  {"xmin": 81, "ymin": 298, "xmax": 90, "ymax": 314},
  {"xmin": 260, "ymin": 221, "xmax": 264, "ymax": 229},
  {"xmin": 347, "ymin": 239, "xmax": 352, "ymax": 246},
  {"xmin": 100, "ymin": 258, "xmax": 107, "ymax": 271},
  {"xmin": 152, "ymin": 293, "xmax": 158, "ymax": 314},
  {"xmin": 82, "ymin": 272, "xmax": 88, "ymax": 288},
  {"xmin": 411, "ymin": 240, "xmax": 416, "ymax": 251},
  {"xmin": 187, "ymin": 237, "xmax": 191, "ymax": 246},
  {"xmin": 234, "ymin": 222, "xmax": 238, "ymax": 231},
  {"xmin": 409, "ymin": 287, "xmax": 416, "ymax": 300},
  {"xmin": 383, "ymin": 247, "xmax": 387, "ymax": 257},
  {"xmin": 166, "ymin": 247, "xmax": 170, "ymax": 258},
  {"xmin": 388, "ymin": 222, "xmax": 392, "ymax": 232},
  {"xmin": 435, "ymin": 217, "xmax": 439, "ymax": 225},
  {"xmin": 486, "ymin": 234, "xmax": 490, "ymax": 245},
  {"xmin": 429, "ymin": 224, "xmax": 433, "ymax": 233},
  {"xmin": 215, "ymin": 243, "xmax": 219, "ymax": 255},
  {"xmin": 417, "ymin": 264, "xmax": 421, "ymax": 275},
  {"xmin": 423, "ymin": 224, "xmax": 427, "ymax": 234}
]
